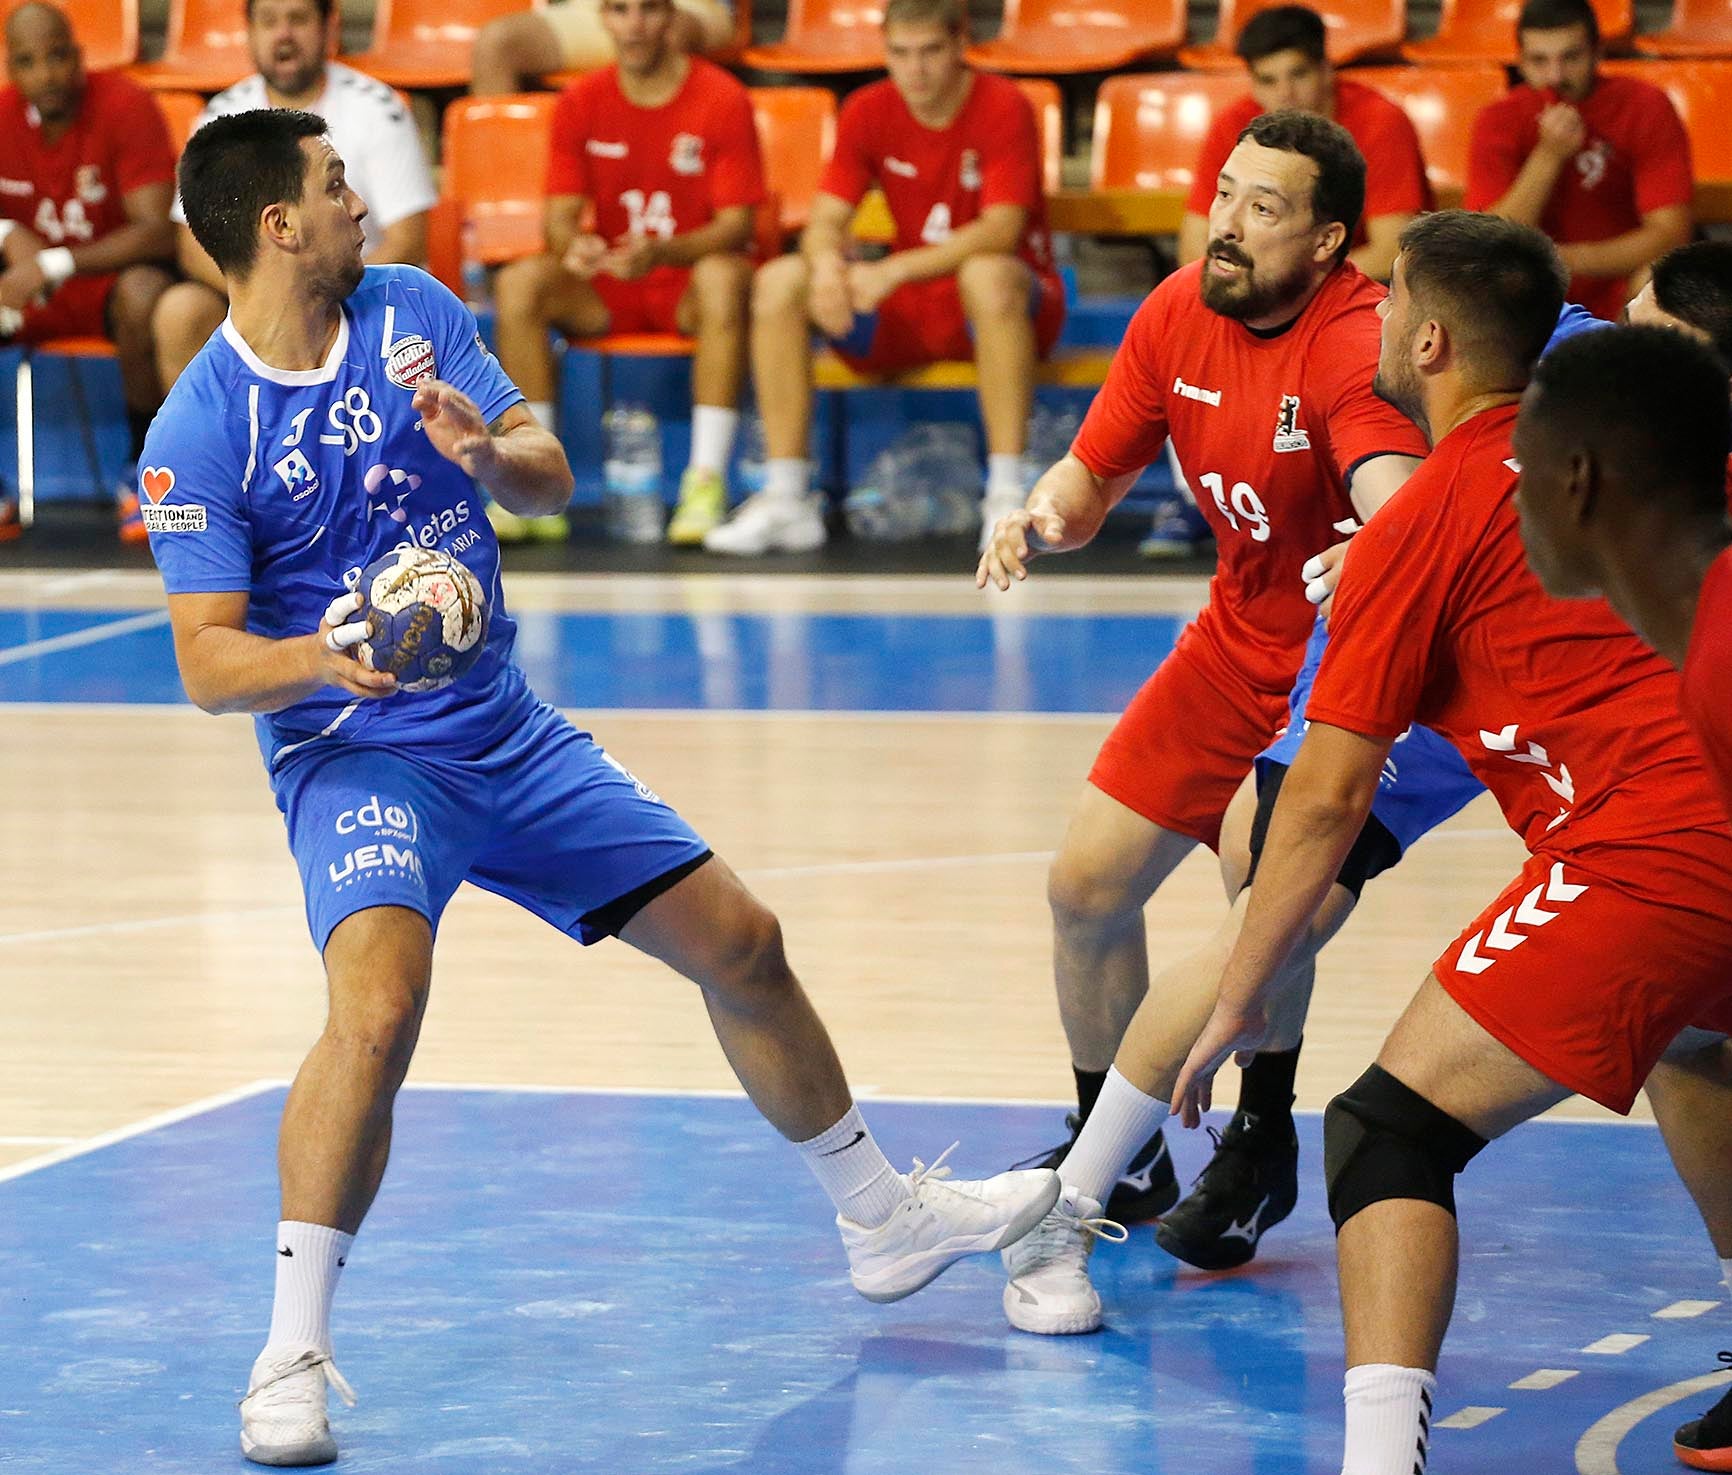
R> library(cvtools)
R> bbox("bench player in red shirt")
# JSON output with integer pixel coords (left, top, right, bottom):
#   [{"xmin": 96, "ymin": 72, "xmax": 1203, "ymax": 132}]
[
  {"xmin": 1172, "ymin": 212, "xmax": 1732, "ymax": 1475},
  {"xmin": 492, "ymin": 0, "xmax": 764, "ymax": 545},
  {"xmin": 1466, "ymin": 0, "xmax": 1692, "ymax": 323},
  {"xmin": 0, "ymin": 2, "xmax": 175, "ymax": 544},
  {"xmin": 706, "ymin": 0, "xmax": 1065, "ymax": 557}
]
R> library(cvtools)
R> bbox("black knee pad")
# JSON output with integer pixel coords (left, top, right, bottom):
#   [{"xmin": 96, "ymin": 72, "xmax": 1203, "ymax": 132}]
[{"xmin": 1323, "ymin": 1065, "xmax": 1488, "ymax": 1232}]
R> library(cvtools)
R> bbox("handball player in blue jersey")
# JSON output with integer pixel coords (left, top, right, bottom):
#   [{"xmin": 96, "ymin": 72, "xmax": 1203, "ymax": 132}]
[{"xmin": 143, "ymin": 109, "xmax": 1057, "ymax": 1468}]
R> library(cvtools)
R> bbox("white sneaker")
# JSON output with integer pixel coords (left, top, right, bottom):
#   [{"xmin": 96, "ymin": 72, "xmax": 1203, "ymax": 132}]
[
  {"xmin": 979, "ymin": 491, "xmax": 1025, "ymax": 554},
  {"xmin": 839, "ymin": 1143, "xmax": 1060, "ymax": 1303},
  {"xmin": 239, "ymin": 1345, "xmax": 356, "ymax": 1467},
  {"xmin": 1001, "ymin": 1185, "xmax": 1128, "ymax": 1335},
  {"xmin": 703, "ymin": 491, "xmax": 827, "ymax": 555}
]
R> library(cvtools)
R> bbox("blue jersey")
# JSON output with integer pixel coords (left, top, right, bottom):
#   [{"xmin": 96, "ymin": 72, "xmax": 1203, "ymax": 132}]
[{"xmin": 140, "ymin": 266, "xmax": 526, "ymax": 769}]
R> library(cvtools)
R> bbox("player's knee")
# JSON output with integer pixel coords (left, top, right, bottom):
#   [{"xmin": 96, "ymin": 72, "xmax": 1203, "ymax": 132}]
[
  {"xmin": 1323, "ymin": 1064, "xmax": 1487, "ymax": 1233},
  {"xmin": 957, "ymin": 254, "xmax": 1028, "ymax": 318},
  {"xmin": 753, "ymin": 254, "xmax": 808, "ymax": 319},
  {"xmin": 705, "ymin": 901, "xmax": 793, "ymax": 999},
  {"xmin": 110, "ymin": 265, "xmax": 172, "ymax": 337},
  {"xmin": 692, "ymin": 253, "xmax": 751, "ymax": 324},
  {"xmin": 494, "ymin": 256, "xmax": 556, "ymax": 323},
  {"xmin": 1046, "ymin": 847, "xmax": 1139, "ymax": 931},
  {"xmin": 325, "ymin": 971, "xmax": 428, "ymax": 1070}
]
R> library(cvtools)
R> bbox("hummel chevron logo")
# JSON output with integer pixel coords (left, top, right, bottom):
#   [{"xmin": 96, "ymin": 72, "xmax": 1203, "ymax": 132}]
[
  {"xmin": 1479, "ymin": 723, "xmax": 1576, "ymax": 824},
  {"xmin": 1456, "ymin": 863, "xmax": 1588, "ymax": 975}
]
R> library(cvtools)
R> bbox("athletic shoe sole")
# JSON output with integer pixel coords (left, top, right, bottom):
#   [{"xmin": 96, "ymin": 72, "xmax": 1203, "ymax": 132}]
[
  {"xmin": 240, "ymin": 1431, "xmax": 338, "ymax": 1467},
  {"xmin": 851, "ymin": 1175, "xmax": 1061, "ymax": 1304},
  {"xmin": 1002, "ymin": 1278, "xmax": 1104, "ymax": 1335}
]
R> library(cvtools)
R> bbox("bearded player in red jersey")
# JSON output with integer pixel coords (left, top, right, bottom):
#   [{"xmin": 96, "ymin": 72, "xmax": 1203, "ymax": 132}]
[
  {"xmin": 0, "ymin": 1, "xmax": 175, "ymax": 544},
  {"xmin": 708, "ymin": 0, "xmax": 1065, "ymax": 557},
  {"xmin": 1172, "ymin": 212, "xmax": 1732, "ymax": 1475},
  {"xmin": 492, "ymin": 0, "xmax": 764, "ymax": 546}
]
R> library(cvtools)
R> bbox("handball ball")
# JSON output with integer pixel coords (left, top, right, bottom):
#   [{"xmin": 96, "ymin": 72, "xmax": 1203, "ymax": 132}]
[{"xmin": 358, "ymin": 546, "xmax": 489, "ymax": 693}]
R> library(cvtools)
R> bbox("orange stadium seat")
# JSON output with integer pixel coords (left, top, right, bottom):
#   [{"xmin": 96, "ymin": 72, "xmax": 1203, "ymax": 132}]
[
  {"xmin": 344, "ymin": 0, "xmax": 538, "ymax": 91},
  {"xmin": 430, "ymin": 93, "xmax": 557, "ymax": 289},
  {"xmin": 750, "ymin": 86, "xmax": 838, "ymax": 235},
  {"xmin": 1016, "ymin": 77, "xmax": 1065, "ymax": 194},
  {"xmin": 742, "ymin": 0, "xmax": 885, "ymax": 75},
  {"xmin": 128, "ymin": 0, "xmax": 252, "ymax": 91},
  {"xmin": 1636, "ymin": 0, "xmax": 1732, "ymax": 59},
  {"xmin": 11, "ymin": 0, "xmax": 139, "ymax": 71},
  {"xmin": 965, "ymin": 0, "xmax": 1183, "ymax": 76},
  {"xmin": 1181, "ymin": 0, "xmax": 1406, "ymax": 69},
  {"xmin": 152, "ymin": 88, "xmax": 207, "ymax": 154},
  {"xmin": 1089, "ymin": 71, "xmax": 1249, "ymax": 195},
  {"xmin": 1347, "ymin": 65, "xmax": 1507, "ymax": 199},
  {"xmin": 1404, "ymin": 0, "xmax": 1631, "ymax": 65},
  {"xmin": 1601, "ymin": 58, "xmax": 1732, "ymax": 183}
]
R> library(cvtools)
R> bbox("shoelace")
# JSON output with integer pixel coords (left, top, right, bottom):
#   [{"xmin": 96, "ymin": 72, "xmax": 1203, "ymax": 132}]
[
  {"xmin": 907, "ymin": 1142, "xmax": 960, "ymax": 1192},
  {"xmin": 239, "ymin": 1350, "xmax": 358, "ymax": 1415},
  {"xmin": 1021, "ymin": 1199, "xmax": 1130, "ymax": 1261}
]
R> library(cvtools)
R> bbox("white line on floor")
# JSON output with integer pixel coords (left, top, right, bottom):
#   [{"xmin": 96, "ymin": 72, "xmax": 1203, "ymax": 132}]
[
  {"xmin": 1653, "ymin": 1299, "xmax": 1721, "ymax": 1319},
  {"xmin": 0, "ymin": 902, "xmax": 301, "ymax": 949},
  {"xmin": 1436, "ymin": 1406, "xmax": 1506, "ymax": 1429},
  {"xmin": 1576, "ymin": 1369, "xmax": 1732, "ymax": 1475},
  {"xmin": 1581, "ymin": 1333, "xmax": 1650, "ymax": 1355},
  {"xmin": 0, "ymin": 1135, "xmax": 79, "ymax": 1146},
  {"xmin": 0, "ymin": 608, "xmax": 170, "ymax": 668},
  {"xmin": 1509, "ymin": 1369, "xmax": 1580, "ymax": 1390}
]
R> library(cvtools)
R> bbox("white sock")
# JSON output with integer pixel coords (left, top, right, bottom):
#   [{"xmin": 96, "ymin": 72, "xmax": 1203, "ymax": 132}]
[
  {"xmin": 689, "ymin": 405, "xmax": 739, "ymax": 474},
  {"xmin": 986, "ymin": 453, "xmax": 1024, "ymax": 499},
  {"xmin": 267, "ymin": 1220, "xmax": 354, "ymax": 1353},
  {"xmin": 527, "ymin": 400, "xmax": 555, "ymax": 431},
  {"xmin": 1341, "ymin": 1363, "xmax": 1436, "ymax": 1475},
  {"xmin": 1058, "ymin": 1067, "xmax": 1169, "ymax": 1206},
  {"xmin": 763, "ymin": 458, "xmax": 809, "ymax": 503},
  {"xmin": 1720, "ymin": 1255, "xmax": 1732, "ymax": 1296},
  {"xmin": 797, "ymin": 1105, "xmax": 910, "ymax": 1229}
]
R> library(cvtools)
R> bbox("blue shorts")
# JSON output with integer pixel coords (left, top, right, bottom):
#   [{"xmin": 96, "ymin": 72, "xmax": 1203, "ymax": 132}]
[
  {"xmin": 272, "ymin": 683, "xmax": 711, "ymax": 952},
  {"xmin": 1258, "ymin": 618, "xmax": 1483, "ymax": 856}
]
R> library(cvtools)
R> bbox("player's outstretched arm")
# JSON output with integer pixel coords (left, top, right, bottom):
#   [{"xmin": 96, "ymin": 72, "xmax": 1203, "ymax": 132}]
[
  {"xmin": 414, "ymin": 387, "xmax": 573, "ymax": 518},
  {"xmin": 166, "ymin": 590, "xmax": 398, "ymax": 715},
  {"xmin": 976, "ymin": 452, "xmax": 1133, "ymax": 591}
]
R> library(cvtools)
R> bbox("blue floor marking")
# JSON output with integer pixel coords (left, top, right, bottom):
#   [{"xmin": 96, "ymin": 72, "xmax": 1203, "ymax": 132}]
[
  {"xmin": 0, "ymin": 608, "xmax": 1184, "ymax": 712},
  {"xmin": 1, "ymin": 1089, "xmax": 1721, "ymax": 1473}
]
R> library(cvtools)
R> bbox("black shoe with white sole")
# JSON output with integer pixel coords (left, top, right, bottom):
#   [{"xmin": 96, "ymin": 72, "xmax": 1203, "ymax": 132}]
[
  {"xmin": 1014, "ymin": 1112, "xmax": 1180, "ymax": 1223},
  {"xmin": 1154, "ymin": 1108, "xmax": 1298, "ymax": 1270}
]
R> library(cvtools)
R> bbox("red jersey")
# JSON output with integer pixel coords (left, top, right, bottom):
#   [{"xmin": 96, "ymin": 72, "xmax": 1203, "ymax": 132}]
[
  {"xmin": 1465, "ymin": 77, "xmax": 1693, "ymax": 321},
  {"xmin": 0, "ymin": 70, "xmax": 174, "ymax": 247},
  {"xmin": 1682, "ymin": 543, "xmax": 1732, "ymax": 828},
  {"xmin": 821, "ymin": 73, "xmax": 1056, "ymax": 277},
  {"xmin": 1310, "ymin": 404, "xmax": 1727, "ymax": 855},
  {"xmin": 546, "ymin": 58, "xmax": 765, "ymax": 244},
  {"xmin": 1184, "ymin": 80, "xmax": 1435, "ymax": 245},
  {"xmin": 1071, "ymin": 261, "xmax": 1429, "ymax": 692}
]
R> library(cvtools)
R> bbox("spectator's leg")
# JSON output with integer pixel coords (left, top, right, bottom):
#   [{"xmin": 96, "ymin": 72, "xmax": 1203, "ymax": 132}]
[
  {"xmin": 958, "ymin": 253, "xmax": 1036, "ymax": 461},
  {"xmin": 492, "ymin": 254, "xmax": 609, "ymax": 426},
  {"xmin": 750, "ymin": 254, "xmax": 816, "ymax": 462},
  {"xmin": 108, "ymin": 265, "xmax": 173, "ymax": 426},
  {"xmin": 152, "ymin": 281, "xmax": 229, "ymax": 392},
  {"xmin": 470, "ymin": 11, "xmax": 567, "ymax": 95}
]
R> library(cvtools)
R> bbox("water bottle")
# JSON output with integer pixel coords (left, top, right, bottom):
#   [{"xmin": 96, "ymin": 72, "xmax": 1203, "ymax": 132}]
[
  {"xmin": 910, "ymin": 422, "xmax": 980, "ymax": 536},
  {"xmin": 1024, "ymin": 402, "xmax": 1082, "ymax": 486},
  {"xmin": 603, "ymin": 404, "xmax": 664, "ymax": 544}
]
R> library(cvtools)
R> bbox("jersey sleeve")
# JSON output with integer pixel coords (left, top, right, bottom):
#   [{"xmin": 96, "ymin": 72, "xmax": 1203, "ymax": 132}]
[
  {"xmin": 356, "ymin": 94, "xmax": 438, "ymax": 229},
  {"xmin": 1463, "ymin": 98, "xmax": 1522, "ymax": 212},
  {"xmin": 706, "ymin": 82, "xmax": 767, "ymax": 211},
  {"xmin": 1360, "ymin": 108, "xmax": 1432, "ymax": 218},
  {"xmin": 546, "ymin": 85, "xmax": 592, "ymax": 198},
  {"xmin": 115, "ymin": 83, "xmax": 178, "ymax": 195},
  {"xmin": 1070, "ymin": 290, "xmax": 1170, "ymax": 479},
  {"xmin": 1629, "ymin": 86, "xmax": 1694, "ymax": 215},
  {"xmin": 819, "ymin": 91, "xmax": 876, "ymax": 207},
  {"xmin": 138, "ymin": 383, "xmax": 254, "ymax": 596},
  {"xmin": 419, "ymin": 271, "xmax": 524, "ymax": 426},
  {"xmin": 1184, "ymin": 108, "xmax": 1245, "ymax": 218},
  {"xmin": 978, "ymin": 85, "xmax": 1042, "ymax": 212}
]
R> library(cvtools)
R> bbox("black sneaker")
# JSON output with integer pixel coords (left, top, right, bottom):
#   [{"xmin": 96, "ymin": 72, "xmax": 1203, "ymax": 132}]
[
  {"xmin": 1154, "ymin": 1108, "xmax": 1299, "ymax": 1270},
  {"xmin": 1673, "ymin": 1353, "xmax": 1732, "ymax": 1471},
  {"xmin": 1012, "ymin": 1112, "xmax": 1179, "ymax": 1223}
]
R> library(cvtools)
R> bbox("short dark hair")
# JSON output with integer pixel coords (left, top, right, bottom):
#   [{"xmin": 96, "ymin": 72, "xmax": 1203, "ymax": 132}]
[
  {"xmin": 1517, "ymin": 0, "xmax": 1599, "ymax": 46},
  {"xmin": 1397, "ymin": 211, "xmax": 1567, "ymax": 385},
  {"xmin": 1650, "ymin": 242, "xmax": 1732, "ymax": 362},
  {"xmin": 1237, "ymin": 5, "xmax": 1328, "ymax": 65},
  {"xmin": 178, "ymin": 108, "xmax": 328, "ymax": 279},
  {"xmin": 244, "ymin": 0, "xmax": 336, "ymax": 19},
  {"xmin": 1530, "ymin": 326, "xmax": 1731, "ymax": 517},
  {"xmin": 1235, "ymin": 110, "xmax": 1364, "ymax": 265}
]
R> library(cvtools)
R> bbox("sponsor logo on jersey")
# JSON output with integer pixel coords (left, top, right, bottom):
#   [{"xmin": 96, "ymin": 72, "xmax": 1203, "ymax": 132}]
[
  {"xmin": 141, "ymin": 503, "xmax": 207, "ymax": 534},
  {"xmin": 73, "ymin": 164, "xmax": 107, "ymax": 205},
  {"xmin": 587, "ymin": 139, "xmax": 628, "ymax": 159},
  {"xmin": 959, "ymin": 149, "xmax": 981, "ymax": 191},
  {"xmin": 385, "ymin": 335, "xmax": 437, "ymax": 390},
  {"xmin": 1575, "ymin": 139, "xmax": 1611, "ymax": 191},
  {"xmin": 1273, "ymin": 394, "xmax": 1311, "ymax": 452},
  {"xmin": 328, "ymin": 841, "xmax": 424, "ymax": 888},
  {"xmin": 884, "ymin": 157, "xmax": 918, "ymax": 179},
  {"xmin": 140, "ymin": 466, "xmax": 176, "ymax": 503},
  {"xmin": 669, "ymin": 132, "xmax": 705, "ymax": 175},
  {"xmin": 335, "ymin": 794, "xmax": 420, "ymax": 843},
  {"xmin": 273, "ymin": 448, "xmax": 321, "ymax": 501},
  {"xmin": 365, "ymin": 463, "xmax": 422, "ymax": 522},
  {"xmin": 1172, "ymin": 375, "xmax": 1222, "ymax": 407}
]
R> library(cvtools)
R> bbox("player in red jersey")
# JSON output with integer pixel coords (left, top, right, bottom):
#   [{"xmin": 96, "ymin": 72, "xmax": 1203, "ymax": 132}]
[
  {"xmin": 1169, "ymin": 212, "xmax": 1732, "ymax": 1475},
  {"xmin": 492, "ymin": 0, "xmax": 764, "ymax": 546},
  {"xmin": 1466, "ymin": 0, "xmax": 1692, "ymax": 323},
  {"xmin": 0, "ymin": 2, "xmax": 175, "ymax": 544},
  {"xmin": 975, "ymin": 110, "xmax": 1426, "ymax": 1333},
  {"xmin": 705, "ymin": 0, "xmax": 1064, "ymax": 557}
]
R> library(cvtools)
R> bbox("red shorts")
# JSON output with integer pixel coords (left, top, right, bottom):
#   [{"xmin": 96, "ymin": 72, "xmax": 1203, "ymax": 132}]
[
  {"xmin": 1088, "ymin": 619, "xmax": 1291, "ymax": 852},
  {"xmin": 830, "ymin": 269, "xmax": 1067, "ymax": 375},
  {"xmin": 1437, "ymin": 835, "xmax": 1732, "ymax": 1114},
  {"xmin": 19, "ymin": 273, "xmax": 115, "ymax": 343},
  {"xmin": 592, "ymin": 266, "xmax": 692, "ymax": 336}
]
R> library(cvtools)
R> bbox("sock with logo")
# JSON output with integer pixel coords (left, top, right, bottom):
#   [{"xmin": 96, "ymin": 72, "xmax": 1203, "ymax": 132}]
[
  {"xmin": 1059, "ymin": 1067, "xmax": 1169, "ymax": 1206},
  {"xmin": 986, "ymin": 453, "xmax": 1025, "ymax": 500},
  {"xmin": 797, "ymin": 1105, "xmax": 910, "ymax": 1228},
  {"xmin": 1238, "ymin": 1039, "xmax": 1301, "ymax": 1125},
  {"xmin": 266, "ymin": 1220, "xmax": 354, "ymax": 1353},
  {"xmin": 764, "ymin": 458, "xmax": 809, "ymax": 505},
  {"xmin": 1341, "ymin": 1364, "xmax": 1436, "ymax": 1475},
  {"xmin": 526, "ymin": 401, "xmax": 556, "ymax": 432},
  {"xmin": 689, "ymin": 405, "xmax": 739, "ymax": 475}
]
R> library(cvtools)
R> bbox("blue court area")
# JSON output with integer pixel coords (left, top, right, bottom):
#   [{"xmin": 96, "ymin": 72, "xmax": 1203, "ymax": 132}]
[
  {"xmin": 1, "ymin": 1087, "xmax": 1724, "ymax": 1475},
  {"xmin": 0, "ymin": 606, "xmax": 1184, "ymax": 712}
]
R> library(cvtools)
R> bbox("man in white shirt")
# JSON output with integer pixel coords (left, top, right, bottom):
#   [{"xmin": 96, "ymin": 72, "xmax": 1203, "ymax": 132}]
[{"xmin": 150, "ymin": 0, "xmax": 436, "ymax": 387}]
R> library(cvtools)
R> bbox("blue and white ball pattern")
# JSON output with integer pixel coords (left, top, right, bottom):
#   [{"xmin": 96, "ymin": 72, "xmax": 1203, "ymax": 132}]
[{"xmin": 358, "ymin": 546, "xmax": 489, "ymax": 692}]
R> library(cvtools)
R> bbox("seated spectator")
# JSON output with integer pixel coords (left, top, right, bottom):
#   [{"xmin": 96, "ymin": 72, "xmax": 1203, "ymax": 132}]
[
  {"xmin": 1466, "ymin": 0, "xmax": 1693, "ymax": 321},
  {"xmin": 1180, "ymin": 5, "xmax": 1430, "ymax": 282},
  {"xmin": 0, "ymin": 1, "xmax": 174, "ymax": 544},
  {"xmin": 492, "ymin": 0, "xmax": 762, "ymax": 545},
  {"xmin": 708, "ymin": 0, "xmax": 1064, "ymax": 556},
  {"xmin": 471, "ymin": 0, "xmax": 734, "ymax": 95},
  {"xmin": 152, "ymin": 0, "xmax": 437, "ymax": 390}
]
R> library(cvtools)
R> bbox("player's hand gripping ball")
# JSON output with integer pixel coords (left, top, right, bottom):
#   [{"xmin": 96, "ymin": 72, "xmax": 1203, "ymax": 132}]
[{"xmin": 356, "ymin": 546, "xmax": 489, "ymax": 692}]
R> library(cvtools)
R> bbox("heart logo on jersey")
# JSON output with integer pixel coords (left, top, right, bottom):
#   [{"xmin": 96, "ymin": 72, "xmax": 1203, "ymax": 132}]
[{"xmin": 140, "ymin": 466, "xmax": 175, "ymax": 503}]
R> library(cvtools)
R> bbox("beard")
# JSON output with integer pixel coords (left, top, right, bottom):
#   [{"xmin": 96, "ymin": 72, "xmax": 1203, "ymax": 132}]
[
  {"xmin": 310, "ymin": 248, "xmax": 366, "ymax": 307},
  {"xmin": 264, "ymin": 51, "xmax": 324, "ymax": 97},
  {"xmin": 1199, "ymin": 239, "xmax": 1314, "ymax": 323},
  {"xmin": 1372, "ymin": 354, "xmax": 1427, "ymax": 436}
]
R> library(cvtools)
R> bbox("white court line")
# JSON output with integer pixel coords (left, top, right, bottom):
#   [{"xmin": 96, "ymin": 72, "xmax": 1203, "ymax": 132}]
[
  {"xmin": 1654, "ymin": 1299, "xmax": 1721, "ymax": 1320},
  {"xmin": 0, "ymin": 1135, "xmax": 79, "ymax": 1146},
  {"xmin": 1436, "ymin": 1406, "xmax": 1505, "ymax": 1430},
  {"xmin": 1576, "ymin": 1368, "xmax": 1732, "ymax": 1475},
  {"xmin": 0, "ymin": 608, "xmax": 170, "ymax": 669},
  {"xmin": 0, "ymin": 902, "xmax": 301, "ymax": 950},
  {"xmin": 1510, "ymin": 1369, "xmax": 1580, "ymax": 1391},
  {"xmin": 1582, "ymin": 1333, "xmax": 1650, "ymax": 1355},
  {"xmin": 0, "ymin": 1079, "xmax": 280, "ymax": 1185},
  {"xmin": 0, "ymin": 700, "xmax": 1117, "ymax": 723}
]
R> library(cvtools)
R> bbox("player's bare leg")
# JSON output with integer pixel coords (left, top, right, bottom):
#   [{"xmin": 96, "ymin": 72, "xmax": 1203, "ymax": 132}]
[
  {"xmin": 959, "ymin": 253, "xmax": 1038, "ymax": 540},
  {"xmin": 469, "ymin": 11, "xmax": 566, "ymax": 95},
  {"xmin": 669, "ymin": 251, "xmax": 752, "ymax": 543},
  {"xmin": 151, "ymin": 281, "xmax": 229, "ymax": 391},
  {"xmin": 108, "ymin": 264, "xmax": 171, "ymax": 422},
  {"xmin": 618, "ymin": 853, "xmax": 1059, "ymax": 1300},
  {"xmin": 1646, "ymin": 1030, "xmax": 1732, "ymax": 1258}
]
